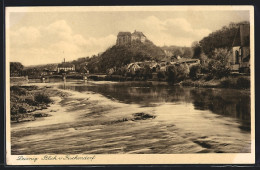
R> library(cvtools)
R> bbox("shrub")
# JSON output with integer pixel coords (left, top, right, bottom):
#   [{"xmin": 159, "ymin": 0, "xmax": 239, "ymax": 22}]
[
  {"xmin": 20, "ymin": 85, "xmax": 38, "ymax": 91},
  {"xmin": 189, "ymin": 65, "xmax": 201, "ymax": 80},
  {"xmin": 10, "ymin": 86, "xmax": 27, "ymax": 95},
  {"xmin": 18, "ymin": 106, "xmax": 27, "ymax": 113},
  {"xmin": 11, "ymin": 105, "xmax": 19, "ymax": 115},
  {"xmin": 24, "ymin": 98, "xmax": 38, "ymax": 106},
  {"xmin": 34, "ymin": 93, "xmax": 52, "ymax": 104}
]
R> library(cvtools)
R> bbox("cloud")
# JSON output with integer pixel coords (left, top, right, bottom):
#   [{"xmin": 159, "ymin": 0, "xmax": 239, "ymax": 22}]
[
  {"xmin": 9, "ymin": 20, "xmax": 116, "ymax": 66},
  {"xmin": 10, "ymin": 26, "xmax": 41, "ymax": 46},
  {"xmin": 46, "ymin": 20, "xmax": 72, "ymax": 35},
  {"xmin": 138, "ymin": 16, "xmax": 212, "ymax": 46},
  {"xmin": 9, "ymin": 17, "xmax": 211, "ymax": 65}
]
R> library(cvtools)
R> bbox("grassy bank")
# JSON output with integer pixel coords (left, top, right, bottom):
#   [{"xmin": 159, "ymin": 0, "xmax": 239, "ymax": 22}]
[
  {"xmin": 181, "ymin": 76, "xmax": 250, "ymax": 89},
  {"xmin": 10, "ymin": 85, "xmax": 70, "ymax": 123}
]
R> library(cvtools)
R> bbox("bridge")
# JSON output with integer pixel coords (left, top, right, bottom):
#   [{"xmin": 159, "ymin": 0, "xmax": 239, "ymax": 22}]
[{"xmin": 40, "ymin": 73, "xmax": 107, "ymax": 82}]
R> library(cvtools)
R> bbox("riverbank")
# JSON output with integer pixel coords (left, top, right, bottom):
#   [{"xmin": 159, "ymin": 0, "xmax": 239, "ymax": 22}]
[
  {"xmin": 15, "ymin": 72, "xmax": 251, "ymax": 90},
  {"xmin": 10, "ymin": 85, "xmax": 71, "ymax": 123},
  {"xmin": 100, "ymin": 74, "xmax": 251, "ymax": 90},
  {"xmin": 180, "ymin": 76, "xmax": 250, "ymax": 89}
]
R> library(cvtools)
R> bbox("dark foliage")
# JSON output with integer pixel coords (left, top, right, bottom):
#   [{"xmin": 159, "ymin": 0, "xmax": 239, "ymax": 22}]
[
  {"xmin": 87, "ymin": 40, "xmax": 165, "ymax": 73},
  {"xmin": 10, "ymin": 86, "xmax": 27, "ymax": 95},
  {"xmin": 10, "ymin": 62, "xmax": 24, "ymax": 77},
  {"xmin": 199, "ymin": 21, "xmax": 249, "ymax": 57},
  {"xmin": 207, "ymin": 48, "xmax": 231, "ymax": 78},
  {"xmin": 167, "ymin": 65, "xmax": 177, "ymax": 84},
  {"xmin": 191, "ymin": 41, "xmax": 202, "ymax": 58},
  {"xmin": 34, "ymin": 93, "xmax": 52, "ymax": 104},
  {"xmin": 189, "ymin": 65, "xmax": 201, "ymax": 80},
  {"xmin": 157, "ymin": 71, "xmax": 166, "ymax": 80}
]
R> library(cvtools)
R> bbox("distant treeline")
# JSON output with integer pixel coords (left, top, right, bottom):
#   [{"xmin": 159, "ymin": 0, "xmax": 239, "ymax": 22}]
[{"xmin": 10, "ymin": 62, "xmax": 59, "ymax": 78}]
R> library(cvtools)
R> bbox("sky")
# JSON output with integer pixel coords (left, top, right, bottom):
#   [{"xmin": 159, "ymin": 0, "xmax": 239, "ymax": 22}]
[{"xmin": 7, "ymin": 7, "xmax": 250, "ymax": 66}]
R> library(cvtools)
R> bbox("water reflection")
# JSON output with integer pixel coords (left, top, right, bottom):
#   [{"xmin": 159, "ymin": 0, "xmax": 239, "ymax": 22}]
[
  {"xmin": 190, "ymin": 89, "xmax": 250, "ymax": 131},
  {"xmin": 58, "ymin": 81, "xmax": 250, "ymax": 131}
]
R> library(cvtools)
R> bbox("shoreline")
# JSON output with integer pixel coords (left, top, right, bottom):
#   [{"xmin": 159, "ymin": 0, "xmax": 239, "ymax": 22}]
[
  {"xmin": 180, "ymin": 77, "xmax": 250, "ymax": 90},
  {"xmin": 10, "ymin": 84, "xmax": 71, "ymax": 123},
  {"xmin": 19, "ymin": 72, "xmax": 251, "ymax": 90}
]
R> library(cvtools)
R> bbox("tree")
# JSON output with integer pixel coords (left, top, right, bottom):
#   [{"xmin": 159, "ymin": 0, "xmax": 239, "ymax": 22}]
[
  {"xmin": 198, "ymin": 21, "xmax": 249, "ymax": 56},
  {"xmin": 173, "ymin": 48, "xmax": 182, "ymax": 57},
  {"xmin": 167, "ymin": 65, "xmax": 177, "ymax": 84},
  {"xmin": 182, "ymin": 48, "xmax": 193, "ymax": 58},
  {"xmin": 10, "ymin": 62, "xmax": 24, "ymax": 77},
  {"xmin": 140, "ymin": 65, "xmax": 152, "ymax": 80},
  {"xmin": 207, "ymin": 48, "xmax": 231, "ymax": 78},
  {"xmin": 189, "ymin": 65, "xmax": 201, "ymax": 80},
  {"xmin": 191, "ymin": 41, "xmax": 202, "ymax": 59},
  {"xmin": 176, "ymin": 63, "xmax": 190, "ymax": 81}
]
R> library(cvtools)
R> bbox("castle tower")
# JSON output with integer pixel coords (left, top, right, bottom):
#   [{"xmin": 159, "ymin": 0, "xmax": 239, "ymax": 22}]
[{"xmin": 116, "ymin": 32, "xmax": 131, "ymax": 45}]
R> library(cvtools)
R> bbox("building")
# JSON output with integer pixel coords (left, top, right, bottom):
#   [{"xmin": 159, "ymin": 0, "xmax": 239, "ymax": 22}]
[
  {"xmin": 57, "ymin": 59, "xmax": 75, "ymax": 73},
  {"xmin": 231, "ymin": 24, "xmax": 250, "ymax": 73},
  {"xmin": 127, "ymin": 62, "xmax": 141, "ymax": 73},
  {"xmin": 131, "ymin": 30, "xmax": 146, "ymax": 43},
  {"xmin": 170, "ymin": 58, "xmax": 200, "ymax": 67},
  {"xmin": 116, "ymin": 30, "xmax": 147, "ymax": 45},
  {"xmin": 116, "ymin": 32, "xmax": 132, "ymax": 45}
]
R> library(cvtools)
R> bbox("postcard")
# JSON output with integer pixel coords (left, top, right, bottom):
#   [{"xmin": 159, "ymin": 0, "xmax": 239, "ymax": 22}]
[{"xmin": 5, "ymin": 6, "xmax": 255, "ymax": 165}]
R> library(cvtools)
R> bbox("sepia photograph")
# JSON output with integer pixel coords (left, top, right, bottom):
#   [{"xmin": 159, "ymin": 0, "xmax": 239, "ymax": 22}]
[{"xmin": 5, "ymin": 6, "xmax": 255, "ymax": 165}]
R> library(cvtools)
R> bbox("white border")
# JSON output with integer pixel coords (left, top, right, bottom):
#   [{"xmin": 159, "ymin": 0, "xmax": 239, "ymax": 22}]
[{"xmin": 5, "ymin": 6, "xmax": 255, "ymax": 165}]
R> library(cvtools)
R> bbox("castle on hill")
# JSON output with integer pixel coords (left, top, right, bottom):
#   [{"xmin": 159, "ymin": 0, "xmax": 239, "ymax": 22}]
[{"xmin": 116, "ymin": 30, "xmax": 146, "ymax": 45}]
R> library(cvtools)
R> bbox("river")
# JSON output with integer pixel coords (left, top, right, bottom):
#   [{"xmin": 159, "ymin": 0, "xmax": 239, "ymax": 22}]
[{"xmin": 11, "ymin": 81, "xmax": 251, "ymax": 154}]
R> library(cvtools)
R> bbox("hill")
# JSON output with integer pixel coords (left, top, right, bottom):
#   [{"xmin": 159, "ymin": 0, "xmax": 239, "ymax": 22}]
[
  {"xmin": 87, "ymin": 40, "xmax": 166, "ymax": 73},
  {"xmin": 199, "ymin": 21, "xmax": 249, "ymax": 57}
]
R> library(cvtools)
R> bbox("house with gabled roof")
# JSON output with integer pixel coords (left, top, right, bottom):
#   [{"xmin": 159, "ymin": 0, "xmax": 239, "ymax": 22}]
[
  {"xmin": 231, "ymin": 24, "xmax": 250, "ymax": 73},
  {"xmin": 127, "ymin": 62, "xmax": 141, "ymax": 73},
  {"xmin": 57, "ymin": 59, "xmax": 75, "ymax": 73}
]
